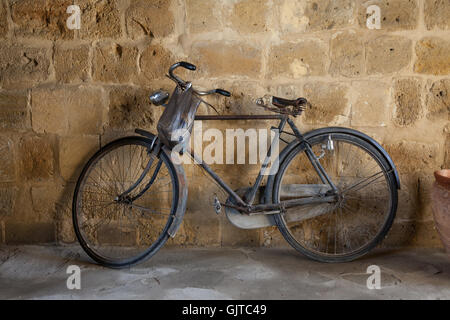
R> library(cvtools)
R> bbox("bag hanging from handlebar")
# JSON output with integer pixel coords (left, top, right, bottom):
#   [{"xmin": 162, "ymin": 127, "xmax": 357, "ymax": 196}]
[{"xmin": 157, "ymin": 83, "xmax": 201, "ymax": 150}]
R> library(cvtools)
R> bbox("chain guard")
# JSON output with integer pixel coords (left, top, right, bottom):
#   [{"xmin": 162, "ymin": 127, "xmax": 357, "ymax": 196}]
[{"xmin": 225, "ymin": 187, "xmax": 276, "ymax": 229}]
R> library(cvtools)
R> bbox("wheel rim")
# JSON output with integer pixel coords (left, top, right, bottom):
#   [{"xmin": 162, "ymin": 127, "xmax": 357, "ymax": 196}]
[
  {"xmin": 74, "ymin": 140, "xmax": 176, "ymax": 265},
  {"xmin": 275, "ymin": 134, "xmax": 393, "ymax": 258}
]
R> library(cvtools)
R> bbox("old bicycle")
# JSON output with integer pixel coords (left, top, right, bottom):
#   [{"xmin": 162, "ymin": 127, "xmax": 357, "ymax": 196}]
[{"xmin": 73, "ymin": 62, "xmax": 400, "ymax": 268}]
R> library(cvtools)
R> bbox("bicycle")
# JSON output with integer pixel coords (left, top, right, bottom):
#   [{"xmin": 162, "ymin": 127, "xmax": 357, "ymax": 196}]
[{"xmin": 73, "ymin": 61, "xmax": 400, "ymax": 268}]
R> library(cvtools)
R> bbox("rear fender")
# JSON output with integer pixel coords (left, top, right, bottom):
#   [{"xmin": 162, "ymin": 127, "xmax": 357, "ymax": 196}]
[{"xmin": 264, "ymin": 127, "xmax": 400, "ymax": 205}]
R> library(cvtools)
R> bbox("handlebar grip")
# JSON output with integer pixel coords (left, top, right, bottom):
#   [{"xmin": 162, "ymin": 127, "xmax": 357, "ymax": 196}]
[
  {"xmin": 215, "ymin": 89, "xmax": 231, "ymax": 97},
  {"xmin": 179, "ymin": 61, "xmax": 196, "ymax": 71}
]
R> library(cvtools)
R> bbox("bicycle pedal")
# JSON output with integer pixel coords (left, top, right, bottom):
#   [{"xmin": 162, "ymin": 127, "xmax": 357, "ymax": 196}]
[{"xmin": 213, "ymin": 196, "xmax": 221, "ymax": 214}]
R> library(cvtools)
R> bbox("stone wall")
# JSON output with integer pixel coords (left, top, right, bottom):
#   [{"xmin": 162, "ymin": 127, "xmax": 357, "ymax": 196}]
[{"xmin": 0, "ymin": 0, "xmax": 448, "ymax": 247}]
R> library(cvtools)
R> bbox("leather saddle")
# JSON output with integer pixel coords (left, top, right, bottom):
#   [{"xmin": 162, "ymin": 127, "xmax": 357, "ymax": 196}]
[
  {"xmin": 257, "ymin": 96, "xmax": 310, "ymax": 116},
  {"xmin": 272, "ymin": 96, "xmax": 308, "ymax": 109}
]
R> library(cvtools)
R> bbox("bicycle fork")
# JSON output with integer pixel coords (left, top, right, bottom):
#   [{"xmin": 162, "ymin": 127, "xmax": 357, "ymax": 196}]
[{"xmin": 115, "ymin": 137, "xmax": 163, "ymax": 204}]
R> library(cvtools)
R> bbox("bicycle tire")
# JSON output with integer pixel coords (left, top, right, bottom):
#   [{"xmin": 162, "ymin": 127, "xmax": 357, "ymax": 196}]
[
  {"xmin": 72, "ymin": 136, "xmax": 179, "ymax": 268},
  {"xmin": 272, "ymin": 131, "xmax": 398, "ymax": 262}
]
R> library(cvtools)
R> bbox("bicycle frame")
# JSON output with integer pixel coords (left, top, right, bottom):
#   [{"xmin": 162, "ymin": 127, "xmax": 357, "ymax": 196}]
[
  {"xmin": 123, "ymin": 113, "xmax": 338, "ymax": 215},
  {"xmin": 188, "ymin": 114, "xmax": 338, "ymax": 214}
]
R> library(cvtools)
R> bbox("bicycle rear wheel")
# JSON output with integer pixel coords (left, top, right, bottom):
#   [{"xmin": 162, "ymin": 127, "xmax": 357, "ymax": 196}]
[
  {"xmin": 273, "ymin": 132, "xmax": 397, "ymax": 262},
  {"xmin": 73, "ymin": 136, "xmax": 179, "ymax": 268}
]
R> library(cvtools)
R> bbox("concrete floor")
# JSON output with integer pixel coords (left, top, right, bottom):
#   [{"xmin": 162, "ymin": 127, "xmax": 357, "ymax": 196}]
[{"xmin": 0, "ymin": 245, "xmax": 449, "ymax": 299}]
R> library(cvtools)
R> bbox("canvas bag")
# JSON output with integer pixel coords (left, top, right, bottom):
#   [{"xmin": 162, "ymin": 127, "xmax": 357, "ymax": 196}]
[{"xmin": 157, "ymin": 83, "xmax": 201, "ymax": 150}]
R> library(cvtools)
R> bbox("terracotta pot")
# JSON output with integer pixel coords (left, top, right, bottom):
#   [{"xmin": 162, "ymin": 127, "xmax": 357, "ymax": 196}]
[{"xmin": 431, "ymin": 169, "xmax": 450, "ymax": 253}]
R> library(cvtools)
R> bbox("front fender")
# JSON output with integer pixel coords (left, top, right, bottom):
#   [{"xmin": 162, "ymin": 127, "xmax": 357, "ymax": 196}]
[
  {"xmin": 264, "ymin": 127, "xmax": 401, "ymax": 205},
  {"xmin": 135, "ymin": 129, "xmax": 188, "ymax": 238},
  {"xmin": 164, "ymin": 146, "xmax": 188, "ymax": 237}
]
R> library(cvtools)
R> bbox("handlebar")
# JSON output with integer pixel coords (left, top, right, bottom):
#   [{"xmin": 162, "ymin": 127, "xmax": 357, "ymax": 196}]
[
  {"xmin": 169, "ymin": 61, "xmax": 196, "ymax": 80},
  {"xmin": 168, "ymin": 61, "xmax": 195, "ymax": 87},
  {"xmin": 167, "ymin": 61, "xmax": 231, "ymax": 97}
]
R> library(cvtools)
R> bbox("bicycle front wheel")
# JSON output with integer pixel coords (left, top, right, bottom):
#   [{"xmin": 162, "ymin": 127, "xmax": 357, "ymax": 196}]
[
  {"xmin": 73, "ymin": 137, "xmax": 179, "ymax": 268},
  {"xmin": 273, "ymin": 132, "xmax": 398, "ymax": 262}
]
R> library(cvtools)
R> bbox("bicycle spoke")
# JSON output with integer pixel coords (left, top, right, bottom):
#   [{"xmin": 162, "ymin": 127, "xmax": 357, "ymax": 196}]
[
  {"xmin": 128, "ymin": 204, "xmax": 172, "ymax": 215},
  {"xmin": 340, "ymin": 171, "xmax": 387, "ymax": 195}
]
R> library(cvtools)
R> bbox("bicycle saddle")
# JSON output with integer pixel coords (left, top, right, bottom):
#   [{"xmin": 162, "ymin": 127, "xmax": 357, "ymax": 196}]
[
  {"xmin": 272, "ymin": 96, "xmax": 308, "ymax": 109},
  {"xmin": 256, "ymin": 95, "xmax": 309, "ymax": 116}
]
